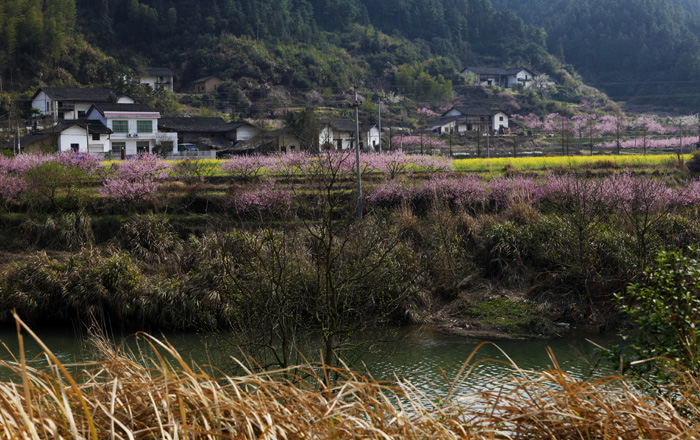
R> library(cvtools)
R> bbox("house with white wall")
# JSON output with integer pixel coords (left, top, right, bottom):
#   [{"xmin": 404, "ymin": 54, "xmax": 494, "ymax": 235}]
[
  {"xmin": 138, "ymin": 67, "xmax": 174, "ymax": 91},
  {"xmin": 86, "ymin": 103, "xmax": 178, "ymax": 155},
  {"xmin": 319, "ymin": 119, "xmax": 380, "ymax": 151},
  {"xmin": 432, "ymin": 106, "xmax": 509, "ymax": 134},
  {"xmin": 20, "ymin": 121, "xmax": 112, "ymax": 154},
  {"xmin": 31, "ymin": 88, "xmax": 134, "ymax": 122},
  {"xmin": 461, "ymin": 67, "xmax": 535, "ymax": 89}
]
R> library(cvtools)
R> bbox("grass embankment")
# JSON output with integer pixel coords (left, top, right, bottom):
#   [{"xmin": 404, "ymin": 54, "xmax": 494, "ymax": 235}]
[{"xmin": 2, "ymin": 316, "xmax": 698, "ymax": 439}]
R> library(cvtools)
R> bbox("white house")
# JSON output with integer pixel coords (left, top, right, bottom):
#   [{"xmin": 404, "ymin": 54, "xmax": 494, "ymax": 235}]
[
  {"xmin": 20, "ymin": 121, "xmax": 112, "ymax": 154},
  {"xmin": 319, "ymin": 119, "xmax": 380, "ymax": 151},
  {"xmin": 85, "ymin": 103, "xmax": 178, "ymax": 155},
  {"xmin": 138, "ymin": 67, "xmax": 174, "ymax": 91},
  {"xmin": 432, "ymin": 106, "xmax": 509, "ymax": 134},
  {"xmin": 31, "ymin": 87, "xmax": 135, "ymax": 122},
  {"xmin": 362, "ymin": 124, "xmax": 381, "ymax": 151},
  {"xmin": 461, "ymin": 67, "xmax": 535, "ymax": 89}
]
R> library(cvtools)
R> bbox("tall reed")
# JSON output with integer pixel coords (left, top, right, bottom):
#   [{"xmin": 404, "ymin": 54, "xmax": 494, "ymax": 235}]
[{"xmin": 2, "ymin": 314, "xmax": 699, "ymax": 439}]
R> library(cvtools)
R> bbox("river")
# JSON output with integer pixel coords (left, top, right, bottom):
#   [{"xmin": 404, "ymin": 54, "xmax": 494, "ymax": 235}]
[{"xmin": 0, "ymin": 325, "xmax": 620, "ymax": 395}]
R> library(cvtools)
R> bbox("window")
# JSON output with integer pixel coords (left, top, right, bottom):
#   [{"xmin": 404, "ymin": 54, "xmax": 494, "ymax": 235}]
[
  {"xmin": 92, "ymin": 133, "xmax": 100, "ymax": 141},
  {"xmin": 137, "ymin": 120, "xmax": 152, "ymax": 133},
  {"xmin": 499, "ymin": 116, "xmax": 504, "ymax": 122},
  {"xmin": 78, "ymin": 111, "xmax": 86, "ymax": 118},
  {"xmin": 112, "ymin": 120, "xmax": 128, "ymax": 133},
  {"xmin": 71, "ymin": 144, "xmax": 79, "ymax": 152},
  {"xmin": 137, "ymin": 141, "xmax": 150, "ymax": 153},
  {"xmin": 111, "ymin": 142, "xmax": 126, "ymax": 154}
]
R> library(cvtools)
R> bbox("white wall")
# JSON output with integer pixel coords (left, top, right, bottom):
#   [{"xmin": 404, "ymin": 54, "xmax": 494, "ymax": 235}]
[
  {"xmin": 32, "ymin": 91, "xmax": 53, "ymax": 117},
  {"xmin": 57, "ymin": 126, "xmax": 88, "ymax": 152},
  {"xmin": 139, "ymin": 75, "xmax": 173, "ymax": 91},
  {"xmin": 319, "ymin": 127, "xmax": 334, "ymax": 147},
  {"xmin": 236, "ymin": 125, "xmax": 256, "ymax": 141},
  {"xmin": 508, "ymin": 70, "xmax": 533, "ymax": 88},
  {"xmin": 365, "ymin": 127, "xmax": 380, "ymax": 151},
  {"xmin": 493, "ymin": 112, "xmax": 509, "ymax": 131}
]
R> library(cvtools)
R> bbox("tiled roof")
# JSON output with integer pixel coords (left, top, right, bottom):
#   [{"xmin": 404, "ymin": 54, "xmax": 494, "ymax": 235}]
[
  {"xmin": 20, "ymin": 120, "xmax": 112, "ymax": 148},
  {"xmin": 330, "ymin": 119, "xmax": 358, "ymax": 132},
  {"xmin": 192, "ymin": 76, "xmax": 222, "ymax": 84},
  {"xmin": 35, "ymin": 87, "xmax": 115, "ymax": 102},
  {"xmin": 505, "ymin": 67, "xmax": 534, "ymax": 75},
  {"xmin": 144, "ymin": 67, "xmax": 173, "ymax": 77},
  {"xmin": 92, "ymin": 103, "xmax": 158, "ymax": 113},
  {"xmin": 463, "ymin": 67, "xmax": 507, "ymax": 75},
  {"xmin": 449, "ymin": 106, "xmax": 507, "ymax": 117},
  {"xmin": 159, "ymin": 117, "xmax": 228, "ymax": 132}
]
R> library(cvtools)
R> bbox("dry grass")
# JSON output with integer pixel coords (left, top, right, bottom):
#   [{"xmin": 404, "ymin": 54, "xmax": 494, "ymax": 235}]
[{"xmin": 2, "ymin": 314, "xmax": 700, "ymax": 439}]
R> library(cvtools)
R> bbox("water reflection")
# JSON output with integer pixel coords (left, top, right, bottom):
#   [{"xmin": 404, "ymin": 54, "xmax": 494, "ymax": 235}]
[{"xmin": 0, "ymin": 325, "xmax": 620, "ymax": 395}]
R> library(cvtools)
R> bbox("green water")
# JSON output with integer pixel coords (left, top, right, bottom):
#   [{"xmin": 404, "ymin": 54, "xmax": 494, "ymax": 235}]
[{"xmin": 0, "ymin": 325, "xmax": 620, "ymax": 395}]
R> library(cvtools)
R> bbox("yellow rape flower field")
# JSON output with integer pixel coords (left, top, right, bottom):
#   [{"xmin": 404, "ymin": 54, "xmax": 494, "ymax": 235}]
[{"xmin": 452, "ymin": 154, "xmax": 692, "ymax": 172}]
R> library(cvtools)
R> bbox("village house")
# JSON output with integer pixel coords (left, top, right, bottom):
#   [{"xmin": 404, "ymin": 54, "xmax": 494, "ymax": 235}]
[
  {"xmin": 270, "ymin": 128, "xmax": 302, "ymax": 153},
  {"xmin": 137, "ymin": 67, "xmax": 174, "ymax": 91},
  {"xmin": 20, "ymin": 121, "xmax": 113, "ymax": 154},
  {"xmin": 85, "ymin": 103, "xmax": 178, "ymax": 156},
  {"xmin": 192, "ymin": 76, "xmax": 224, "ymax": 94},
  {"xmin": 429, "ymin": 106, "xmax": 510, "ymax": 135},
  {"xmin": 319, "ymin": 119, "xmax": 381, "ymax": 151},
  {"xmin": 461, "ymin": 67, "xmax": 535, "ymax": 89},
  {"xmin": 31, "ymin": 87, "xmax": 135, "ymax": 122},
  {"xmin": 158, "ymin": 117, "xmax": 256, "ymax": 155}
]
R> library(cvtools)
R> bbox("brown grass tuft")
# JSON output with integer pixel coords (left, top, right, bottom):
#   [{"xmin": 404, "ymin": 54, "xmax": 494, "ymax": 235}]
[{"xmin": 2, "ymin": 314, "xmax": 700, "ymax": 439}]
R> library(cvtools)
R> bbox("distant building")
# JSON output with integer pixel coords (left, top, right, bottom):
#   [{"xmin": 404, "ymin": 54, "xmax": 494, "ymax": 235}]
[
  {"xmin": 20, "ymin": 121, "xmax": 112, "ymax": 154},
  {"xmin": 319, "ymin": 119, "xmax": 381, "ymax": 151},
  {"xmin": 158, "ymin": 117, "xmax": 256, "ymax": 154},
  {"xmin": 429, "ymin": 106, "xmax": 509, "ymax": 135},
  {"xmin": 192, "ymin": 76, "xmax": 224, "ymax": 94},
  {"xmin": 137, "ymin": 67, "xmax": 174, "ymax": 91},
  {"xmin": 31, "ymin": 87, "xmax": 135, "ymax": 122},
  {"xmin": 86, "ymin": 103, "xmax": 178, "ymax": 155},
  {"xmin": 461, "ymin": 67, "xmax": 535, "ymax": 89}
]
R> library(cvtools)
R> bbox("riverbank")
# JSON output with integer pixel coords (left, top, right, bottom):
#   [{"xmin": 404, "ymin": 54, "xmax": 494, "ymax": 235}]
[
  {"xmin": 0, "ymin": 152, "xmax": 698, "ymax": 345},
  {"xmin": 0, "ymin": 317, "xmax": 695, "ymax": 439}
]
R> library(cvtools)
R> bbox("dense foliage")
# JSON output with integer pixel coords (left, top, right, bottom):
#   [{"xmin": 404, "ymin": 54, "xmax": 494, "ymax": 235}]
[
  {"xmin": 492, "ymin": 0, "xmax": 700, "ymax": 107},
  {"xmin": 67, "ymin": 0, "xmax": 559, "ymax": 103}
]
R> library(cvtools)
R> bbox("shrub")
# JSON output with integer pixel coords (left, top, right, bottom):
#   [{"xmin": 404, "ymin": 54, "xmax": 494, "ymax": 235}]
[
  {"xmin": 117, "ymin": 214, "xmax": 181, "ymax": 264},
  {"xmin": 614, "ymin": 248, "xmax": 700, "ymax": 376}
]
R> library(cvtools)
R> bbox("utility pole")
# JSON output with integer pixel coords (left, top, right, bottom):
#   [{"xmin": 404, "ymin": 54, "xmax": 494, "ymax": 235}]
[
  {"xmin": 420, "ymin": 130, "xmax": 423, "ymax": 155},
  {"xmin": 377, "ymin": 100, "xmax": 382, "ymax": 153},
  {"xmin": 476, "ymin": 127, "xmax": 481, "ymax": 157},
  {"xmin": 349, "ymin": 89, "xmax": 363, "ymax": 219},
  {"xmin": 486, "ymin": 130, "xmax": 490, "ymax": 158},
  {"xmin": 449, "ymin": 129, "xmax": 453, "ymax": 157}
]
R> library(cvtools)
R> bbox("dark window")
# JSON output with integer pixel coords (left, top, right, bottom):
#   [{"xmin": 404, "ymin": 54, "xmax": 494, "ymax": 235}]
[
  {"xmin": 499, "ymin": 116, "xmax": 504, "ymax": 121},
  {"xmin": 70, "ymin": 144, "xmax": 79, "ymax": 152},
  {"xmin": 137, "ymin": 141, "xmax": 150, "ymax": 153},
  {"xmin": 111, "ymin": 142, "xmax": 125, "ymax": 154},
  {"xmin": 78, "ymin": 111, "xmax": 86, "ymax": 118},
  {"xmin": 92, "ymin": 133, "xmax": 100, "ymax": 141}
]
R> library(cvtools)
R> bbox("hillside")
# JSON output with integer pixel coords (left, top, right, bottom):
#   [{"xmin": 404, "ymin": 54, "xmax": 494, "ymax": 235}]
[
  {"xmin": 491, "ymin": 0, "xmax": 700, "ymax": 109},
  {"xmin": 1, "ymin": 0, "xmax": 574, "ymax": 110}
]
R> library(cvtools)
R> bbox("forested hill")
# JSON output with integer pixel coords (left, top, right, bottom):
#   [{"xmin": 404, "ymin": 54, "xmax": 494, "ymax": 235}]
[
  {"xmin": 3, "ymin": 0, "xmax": 560, "ymax": 103},
  {"xmin": 490, "ymin": 0, "xmax": 700, "ymax": 107}
]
